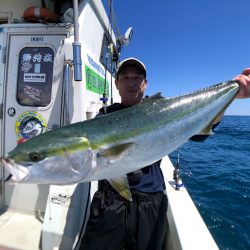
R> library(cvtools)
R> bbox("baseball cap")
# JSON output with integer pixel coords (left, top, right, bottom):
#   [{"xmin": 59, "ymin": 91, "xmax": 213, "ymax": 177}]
[{"xmin": 116, "ymin": 57, "xmax": 146, "ymax": 79}]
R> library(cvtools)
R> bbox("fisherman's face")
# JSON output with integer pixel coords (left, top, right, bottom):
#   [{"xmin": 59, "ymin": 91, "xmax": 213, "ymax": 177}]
[{"xmin": 115, "ymin": 65, "xmax": 147, "ymax": 106}]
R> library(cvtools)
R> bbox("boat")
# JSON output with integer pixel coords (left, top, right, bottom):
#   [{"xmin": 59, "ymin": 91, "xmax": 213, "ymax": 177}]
[{"xmin": 0, "ymin": 1, "xmax": 219, "ymax": 249}]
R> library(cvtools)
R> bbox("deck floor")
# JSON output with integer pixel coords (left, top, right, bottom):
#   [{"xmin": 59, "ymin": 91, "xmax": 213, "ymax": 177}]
[{"xmin": 0, "ymin": 209, "xmax": 43, "ymax": 250}]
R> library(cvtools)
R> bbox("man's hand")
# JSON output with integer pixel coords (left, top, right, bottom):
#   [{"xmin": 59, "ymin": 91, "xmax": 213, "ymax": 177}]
[{"xmin": 234, "ymin": 68, "xmax": 250, "ymax": 99}]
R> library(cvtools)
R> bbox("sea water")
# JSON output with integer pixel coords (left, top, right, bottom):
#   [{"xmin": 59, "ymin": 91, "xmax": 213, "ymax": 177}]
[{"xmin": 169, "ymin": 115, "xmax": 250, "ymax": 250}]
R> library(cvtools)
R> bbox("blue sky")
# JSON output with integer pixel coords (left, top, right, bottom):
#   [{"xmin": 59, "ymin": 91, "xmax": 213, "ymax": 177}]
[{"xmin": 110, "ymin": 0, "xmax": 250, "ymax": 115}]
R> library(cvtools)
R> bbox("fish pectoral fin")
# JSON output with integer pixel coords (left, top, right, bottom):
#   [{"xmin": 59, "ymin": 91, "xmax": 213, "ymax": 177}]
[
  {"xmin": 108, "ymin": 177, "xmax": 132, "ymax": 201},
  {"xmin": 199, "ymin": 124, "xmax": 214, "ymax": 135},
  {"xmin": 199, "ymin": 111, "xmax": 225, "ymax": 135},
  {"xmin": 98, "ymin": 142, "xmax": 134, "ymax": 162}
]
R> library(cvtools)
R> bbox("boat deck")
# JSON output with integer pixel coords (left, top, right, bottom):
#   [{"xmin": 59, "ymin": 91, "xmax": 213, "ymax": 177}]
[{"xmin": 0, "ymin": 209, "xmax": 43, "ymax": 250}]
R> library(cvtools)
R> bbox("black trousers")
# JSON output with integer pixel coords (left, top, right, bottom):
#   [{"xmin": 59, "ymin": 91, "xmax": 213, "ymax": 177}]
[{"xmin": 80, "ymin": 188, "xmax": 168, "ymax": 250}]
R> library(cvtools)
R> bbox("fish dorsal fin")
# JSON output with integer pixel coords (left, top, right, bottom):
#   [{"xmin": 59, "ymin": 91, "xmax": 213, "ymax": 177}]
[
  {"xmin": 143, "ymin": 92, "xmax": 164, "ymax": 103},
  {"xmin": 98, "ymin": 142, "xmax": 134, "ymax": 162},
  {"xmin": 108, "ymin": 177, "xmax": 132, "ymax": 201}
]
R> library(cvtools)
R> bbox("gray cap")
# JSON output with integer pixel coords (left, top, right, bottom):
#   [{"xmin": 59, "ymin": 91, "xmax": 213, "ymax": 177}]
[{"xmin": 116, "ymin": 57, "xmax": 146, "ymax": 79}]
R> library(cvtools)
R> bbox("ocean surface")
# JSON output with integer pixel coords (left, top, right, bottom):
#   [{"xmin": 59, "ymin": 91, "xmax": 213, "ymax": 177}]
[{"xmin": 169, "ymin": 115, "xmax": 250, "ymax": 250}]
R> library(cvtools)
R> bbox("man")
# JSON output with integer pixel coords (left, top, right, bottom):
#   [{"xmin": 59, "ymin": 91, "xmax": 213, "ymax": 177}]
[
  {"xmin": 81, "ymin": 58, "xmax": 250, "ymax": 250},
  {"xmin": 81, "ymin": 58, "xmax": 167, "ymax": 250}
]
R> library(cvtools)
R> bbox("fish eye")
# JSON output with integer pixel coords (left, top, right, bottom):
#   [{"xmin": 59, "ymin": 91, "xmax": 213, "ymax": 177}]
[{"xmin": 29, "ymin": 152, "xmax": 42, "ymax": 162}]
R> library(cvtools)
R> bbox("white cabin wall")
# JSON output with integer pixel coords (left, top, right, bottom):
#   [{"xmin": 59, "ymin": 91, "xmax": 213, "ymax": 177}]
[
  {"xmin": 63, "ymin": 0, "xmax": 120, "ymax": 124},
  {"xmin": 79, "ymin": 1, "xmax": 105, "ymax": 117},
  {"xmin": 79, "ymin": 2, "xmax": 104, "ymax": 60},
  {"xmin": 85, "ymin": 0, "xmax": 120, "ymax": 104}
]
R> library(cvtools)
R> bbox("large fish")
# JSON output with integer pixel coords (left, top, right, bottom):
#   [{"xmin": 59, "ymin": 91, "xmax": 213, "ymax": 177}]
[{"xmin": 1, "ymin": 81, "xmax": 239, "ymax": 200}]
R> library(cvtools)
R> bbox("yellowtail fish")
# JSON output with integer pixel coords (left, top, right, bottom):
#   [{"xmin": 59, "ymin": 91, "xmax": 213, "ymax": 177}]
[{"xmin": 1, "ymin": 81, "xmax": 239, "ymax": 200}]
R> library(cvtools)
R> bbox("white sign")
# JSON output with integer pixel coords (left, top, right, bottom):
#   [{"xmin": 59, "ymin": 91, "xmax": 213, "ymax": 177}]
[{"xmin": 24, "ymin": 73, "xmax": 46, "ymax": 83}]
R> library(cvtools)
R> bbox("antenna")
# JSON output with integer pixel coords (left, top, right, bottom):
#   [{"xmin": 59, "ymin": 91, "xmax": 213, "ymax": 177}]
[
  {"xmin": 117, "ymin": 27, "xmax": 133, "ymax": 48},
  {"xmin": 123, "ymin": 27, "xmax": 133, "ymax": 45}
]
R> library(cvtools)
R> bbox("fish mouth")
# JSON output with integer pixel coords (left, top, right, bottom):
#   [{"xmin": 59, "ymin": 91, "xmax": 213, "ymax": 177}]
[{"xmin": 0, "ymin": 157, "xmax": 29, "ymax": 182}]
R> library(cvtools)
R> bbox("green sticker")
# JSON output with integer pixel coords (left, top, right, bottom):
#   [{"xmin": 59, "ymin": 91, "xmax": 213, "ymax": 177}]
[{"xmin": 85, "ymin": 65, "xmax": 109, "ymax": 96}]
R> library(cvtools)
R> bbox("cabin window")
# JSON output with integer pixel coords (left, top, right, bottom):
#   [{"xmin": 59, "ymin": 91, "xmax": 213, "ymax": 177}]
[
  {"xmin": 0, "ymin": 18, "xmax": 8, "ymax": 24},
  {"xmin": 0, "ymin": 12, "xmax": 11, "ymax": 24},
  {"xmin": 100, "ymin": 33, "xmax": 116, "ymax": 76},
  {"xmin": 16, "ymin": 47, "xmax": 54, "ymax": 107}
]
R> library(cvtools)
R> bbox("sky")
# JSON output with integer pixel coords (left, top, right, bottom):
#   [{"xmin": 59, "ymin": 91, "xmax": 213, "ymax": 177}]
[{"xmin": 107, "ymin": 0, "xmax": 250, "ymax": 116}]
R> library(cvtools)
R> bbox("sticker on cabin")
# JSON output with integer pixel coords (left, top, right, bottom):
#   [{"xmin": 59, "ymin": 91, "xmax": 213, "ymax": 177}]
[
  {"xmin": 24, "ymin": 73, "xmax": 46, "ymax": 83},
  {"xmin": 50, "ymin": 193, "xmax": 72, "ymax": 206},
  {"xmin": 87, "ymin": 54, "xmax": 105, "ymax": 76},
  {"xmin": 85, "ymin": 65, "xmax": 109, "ymax": 96},
  {"xmin": 7, "ymin": 107, "xmax": 16, "ymax": 117},
  {"xmin": 15, "ymin": 111, "xmax": 47, "ymax": 141},
  {"xmin": 23, "ymin": 85, "xmax": 42, "ymax": 101}
]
